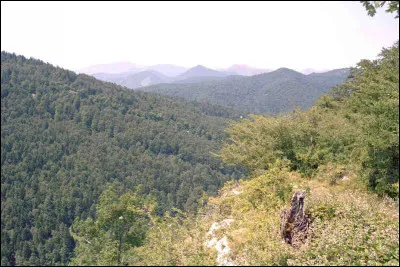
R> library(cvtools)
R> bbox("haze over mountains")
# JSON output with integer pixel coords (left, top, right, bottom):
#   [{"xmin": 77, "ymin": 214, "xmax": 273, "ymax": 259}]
[
  {"xmin": 77, "ymin": 62, "xmax": 146, "ymax": 75},
  {"xmin": 219, "ymin": 64, "xmax": 272, "ymax": 76},
  {"xmin": 79, "ymin": 61, "xmax": 337, "ymax": 76},
  {"xmin": 77, "ymin": 63, "xmax": 188, "ymax": 77},
  {"xmin": 301, "ymin": 68, "xmax": 331, "ymax": 75},
  {"xmin": 82, "ymin": 63, "xmax": 350, "ymax": 112},
  {"xmin": 91, "ymin": 64, "xmax": 235, "ymax": 88},
  {"xmin": 81, "ymin": 61, "xmax": 350, "ymax": 115}
]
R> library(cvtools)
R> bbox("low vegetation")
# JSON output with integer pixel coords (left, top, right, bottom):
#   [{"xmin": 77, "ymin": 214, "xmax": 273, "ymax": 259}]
[{"xmin": 127, "ymin": 41, "xmax": 399, "ymax": 266}]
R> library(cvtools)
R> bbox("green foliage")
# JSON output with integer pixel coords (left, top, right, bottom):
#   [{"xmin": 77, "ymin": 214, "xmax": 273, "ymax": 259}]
[
  {"xmin": 220, "ymin": 42, "xmax": 399, "ymax": 196},
  {"xmin": 333, "ymin": 41, "xmax": 399, "ymax": 196},
  {"xmin": 360, "ymin": 1, "xmax": 399, "ymax": 18},
  {"xmin": 220, "ymin": 107, "xmax": 360, "ymax": 178},
  {"xmin": 131, "ymin": 210, "xmax": 216, "ymax": 266},
  {"xmin": 289, "ymin": 184, "xmax": 399, "ymax": 266},
  {"xmin": 69, "ymin": 185, "xmax": 153, "ymax": 266},
  {"xmin": 130, "ymin": 161, "xmax": 297, "ymax": 266},
  {"xmin": 148, "ymin": 171, "xmax": 399, "ymax": 266},
  {"xmin": 143, "ymin": 159, "xmax": 398, "ymax": 266},
  {"xmin": 1, "ymin": 5, "xmax": 398, "ymax": 264},
  {"xmin": 211, "ymin": 160, "xmax": 297, "ymax": 216},
  {"xmin": 0, "ymin": 51, "xmax": 244, "ymax": 265}
]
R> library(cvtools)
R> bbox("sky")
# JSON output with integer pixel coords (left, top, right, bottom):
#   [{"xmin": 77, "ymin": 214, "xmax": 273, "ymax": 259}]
[{"xmin": 1, "ymin": 1, "xmax": 399, "ymax": 72}]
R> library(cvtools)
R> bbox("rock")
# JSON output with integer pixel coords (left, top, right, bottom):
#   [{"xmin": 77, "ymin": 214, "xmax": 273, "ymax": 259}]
[
  {"xmin": 342, "ymin": 175, "xmax": 349, "ymax": 181},
  {"xmin": 205, "ymin": 219, "xmax": 236, "ymax": 266},
  {"xmin": 280, "ymin": 191, "xmax": 310, "ymax": 246},
  {"xmin": 232, "ymin": 189, "xmax": 241, "ymax": 195}
]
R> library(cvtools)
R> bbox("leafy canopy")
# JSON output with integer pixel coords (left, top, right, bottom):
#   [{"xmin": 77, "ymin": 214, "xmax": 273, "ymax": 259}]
[{"xmin": 70, "ymin": 185, "xmax": 155, "ymax": 266}]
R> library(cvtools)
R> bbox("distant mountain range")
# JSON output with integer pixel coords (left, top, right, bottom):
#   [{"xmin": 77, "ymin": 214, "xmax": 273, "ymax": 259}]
[
  {"xmin": 84, "ymin": 62, "xmax": 342, "ymax": 90},
  {"xmin": 139, "ymin": 67, "xmax": 351, "ymax": 114},
  {"xmin": 79, "ymin": 62, "xmax": 271, "ymax": 77},
  {"xmin": 92, "ymin": 65, "xmax": 235, "ymax": 88},
  {"xmin": 80, "ymin": 63, "xmax": 350, "ymax": 114},
  {"xmin": 79, "ymin": 62, "xmax": 333, "ymax": 77},
  {"xmin": 82, "ymin": 62, "xmax": 350, "ymax": 115},
  {"xmin": 78, "ymin": 63, "xmax": 188, "ymax": 77}
]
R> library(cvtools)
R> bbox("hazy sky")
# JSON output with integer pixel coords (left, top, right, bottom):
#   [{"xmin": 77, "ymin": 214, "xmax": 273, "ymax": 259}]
[{"xmin": 1, "ymin": 1, "xmax": 399, "ymax": 72}]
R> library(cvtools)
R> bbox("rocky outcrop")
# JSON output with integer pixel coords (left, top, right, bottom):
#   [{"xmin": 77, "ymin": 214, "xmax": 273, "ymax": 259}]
[{"xmin": 205, "ymin": 219, "xmax": 236, "ymax": 266}]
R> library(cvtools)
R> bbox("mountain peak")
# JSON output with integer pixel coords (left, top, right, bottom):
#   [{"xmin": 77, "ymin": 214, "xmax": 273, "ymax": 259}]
[
  {"xmin": 275, "ymin": 67, "xmax": 294, "ymax": 72},
  {"xmin": 272, "ymin": 67, "xmax": 304, "ymax": 76},
  {"xmin": 179, "ymin": 65, "xmax": 228, "ymax": 79},
  {"xmin": 193, "ymin": 65, "xmax": 208, "ymax": 69}
]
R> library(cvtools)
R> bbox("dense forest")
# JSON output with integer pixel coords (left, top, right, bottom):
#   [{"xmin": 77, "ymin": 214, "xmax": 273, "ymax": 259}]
[{"xmin": 0, "ymin": 52, "xmax": 245, "ymax": 265}]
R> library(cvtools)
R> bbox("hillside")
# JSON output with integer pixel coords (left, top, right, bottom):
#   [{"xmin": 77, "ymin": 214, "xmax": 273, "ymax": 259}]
[
  {"xmin": 1, "ymin": 41, "xmax": 398, "ymax": 267},
  {"xmin": 173, "ymin": 75, "xmax": 228, "ymax": 84},
  {"xmin": 308, "ymin": 68, "xmax": 353, "ymax": 88},
  {"xmin": 140, "ymin": 67, "xmax": 351, "ymax": 114},
  {"xmin": 129, "ymin": 166, "xmax": 399, "ymax": 266},
  {"xmin": 0, "ymin": 51, "xmax": 245, "ymax": 266},
  {"xmin": 109, "ymin": 41, "xmax": 398, "ymax": 267}
]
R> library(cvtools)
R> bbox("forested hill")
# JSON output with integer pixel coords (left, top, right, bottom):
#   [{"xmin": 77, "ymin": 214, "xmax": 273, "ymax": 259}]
[
  {"xmin": 114, "ymin": 41, "xmax": 399, "ymax": 267},
  {"xmin": 139, "ymin": 67, "xmax": 351, "ymax": 114},
  {"xmin": 0, "ymin": 51, "xmax": 244, "ymax": 266}
]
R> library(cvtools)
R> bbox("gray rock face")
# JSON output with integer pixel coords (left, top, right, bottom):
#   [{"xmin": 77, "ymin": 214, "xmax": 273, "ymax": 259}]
[{"xmin": 205, "ymin": 219, "xmax": 236, "ymax": 266}]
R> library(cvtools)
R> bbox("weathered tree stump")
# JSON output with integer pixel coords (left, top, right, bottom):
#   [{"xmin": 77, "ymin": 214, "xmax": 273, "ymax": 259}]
[{"xmin": 280, "ymin": 191, "xmax": 310, "ymax": 246}]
